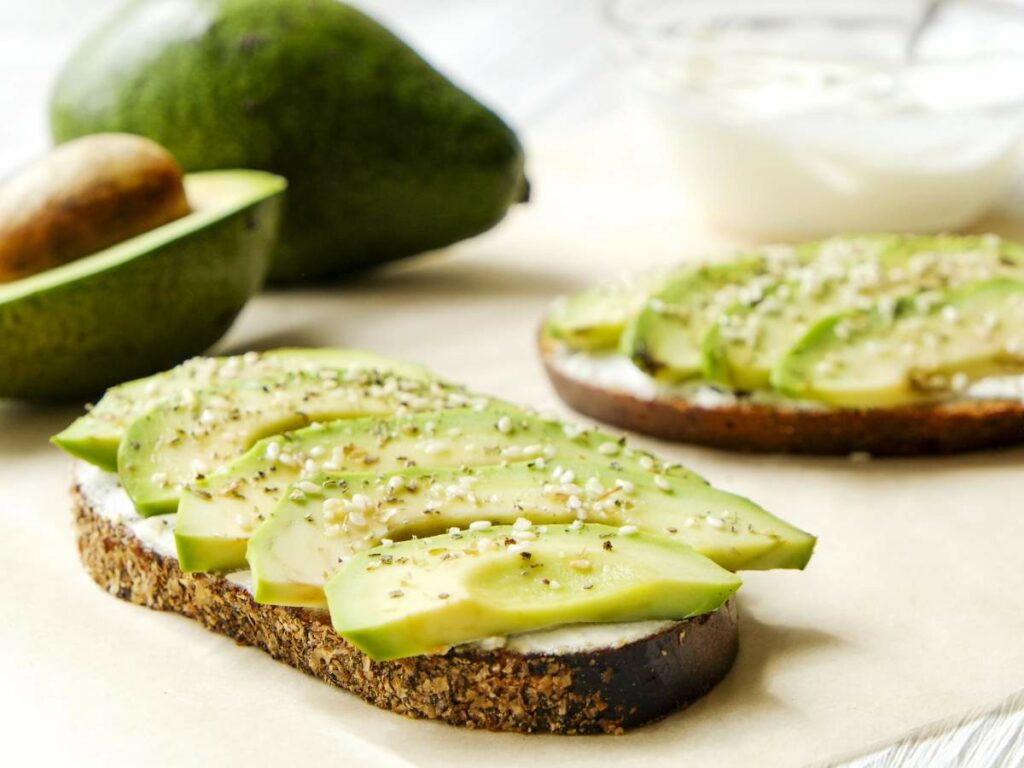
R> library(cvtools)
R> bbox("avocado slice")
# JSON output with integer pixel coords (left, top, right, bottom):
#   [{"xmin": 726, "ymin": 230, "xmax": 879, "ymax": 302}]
[
  {"xmin": 326, "ymin": 523, "xmax": 741, "ymax": 661},
  {"xmin": 51, "ymin": 0, "xmax": 528, "ymax": 281},
  {"xmin": 0, "ymin": 171, "xmax": 284, "ymax": 401},
  {"xmin": 248, "ymin": 462, "xmax": 815, "ymax": 608},
  {"xmin": 545, "ymin": 271, "xmax": 667, "ymax": 352},
  {"xmin": 703, "ymin": 235, "xmax": 1024, "ymax": 391},
  {"xmin": 118, "ymin": 370, "xmax": 478, "ymax": 517},
  {"xmin": 175, "ymin": 406, "xmax": 701, "ymax": 572},
  {"xmin": 52, "ymin": 348, "xmax": 435, "ymax": 472},
  {"xmin": 773, "ymin": 279, "xmax": 1024, "ymax": 408},
  {"xmin": 626, "ymin": 252, "xmax": 798, "ymax": 381}
]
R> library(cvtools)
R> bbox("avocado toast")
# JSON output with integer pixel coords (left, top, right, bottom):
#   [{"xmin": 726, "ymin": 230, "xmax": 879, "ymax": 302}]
[
  {"xmin": 57, "ymin": 348, "xmax": 814, "ymax": 733},
  {"xmin": 541, "ymin": 234, "xmax": 1024, "ymax": 455}
]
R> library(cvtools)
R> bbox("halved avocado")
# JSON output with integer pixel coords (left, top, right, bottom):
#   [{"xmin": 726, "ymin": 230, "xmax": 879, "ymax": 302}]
[{"xmin": 0, "ymin": 170, "xmax": 285, "ymax": 401}]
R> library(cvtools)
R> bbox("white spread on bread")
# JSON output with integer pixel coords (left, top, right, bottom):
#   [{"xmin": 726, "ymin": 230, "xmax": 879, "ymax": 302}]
[{"xmin": 554, "ymin": 348, "xmax": 1024, "ymax": 410}]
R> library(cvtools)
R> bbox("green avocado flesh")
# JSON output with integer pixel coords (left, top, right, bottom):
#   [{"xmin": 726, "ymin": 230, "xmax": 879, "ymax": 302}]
[
  {"xmin": 118, "ymin": 370, "xmax": 476, "ymax": 517},
  {"xmin": 175, "ymin": 406, "xmax": 702, "ymax": 573},
  {"xmin": 545, "ymin": 234, "xmax": 1024, "ymax": 408},
  {"xmin": 247, "ymin": 462, "xmax": 814, "ymax": 608},
  {"xmin": 544, "ymin": 271, "xmax": 667, "ymax": 352},
  {"xmin": 626, "ymin": 252, "xmax": 796, "ymax": 381},
  {"xmin": 702, "ymin": 236, "xmax": 1024, "ymax": 391},
  {"xmin": 774, "ymin": 279, "xmax": 1024, "ymax": 408},
  {"xmin": 0, "ymin": 171, "xmax": 284, "ymax": 401},
  {"xmin": 52, "ymin": 348, "xmax": 434, "ymax": 472},
  {"xmin": 54, "ymin": 350, "xmax": 815, "ymax": 657},
  {"xmin": 327, "ymin": 524, "xmax": 741, "ymax": 661},
  {"xmin": 50, "ymin": 0, "xmax": 528, "ymax": 282}
]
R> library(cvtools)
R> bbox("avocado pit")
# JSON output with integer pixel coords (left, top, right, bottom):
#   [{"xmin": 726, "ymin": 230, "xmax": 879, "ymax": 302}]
[{"xmin": 0, "ymin": 133, "xmax": 190, "ymax": 282}]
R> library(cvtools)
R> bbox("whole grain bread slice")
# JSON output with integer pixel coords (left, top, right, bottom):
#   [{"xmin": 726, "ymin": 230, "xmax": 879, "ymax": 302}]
[
  {"xmin": 72, "ymin": 476, "xmax": 739, "ymax": 735},
  {"xmin": 540, "ymin": 336, "xmax": 1024, "ymax": 456}
]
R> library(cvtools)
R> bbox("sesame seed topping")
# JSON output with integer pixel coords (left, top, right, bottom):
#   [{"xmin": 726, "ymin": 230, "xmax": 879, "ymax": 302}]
[
  {"xmin": 513, "ymin": 517, "xmax": 533, "ymax": 531},
  {"xmin": 705, "ymin": 516, "xmax": 725, "ymax": 529},
  {"xmin": 618, "ymin": 525, "xmax": 639, "ymax": 536},
  {"xmin": 469, "ymin": 520, "xmax": 492, "ymax": 531},
  {"xmin": 653, "ymin": 475, "xmax": 671, "ymax": 491},
  {"xmin": 496, "ymin": 416, "xmax": 513, "ymax": 434},
  {"xmin": 296, "ymin": 481, "xmax": 321, "ymax": 495},
  {"xmin": 569, "ymin": 559, "xmax": 592, "ymax": 572},
  {"xmin": 598, "ymin": 442, "xmax": 619, "ymax": 456}
]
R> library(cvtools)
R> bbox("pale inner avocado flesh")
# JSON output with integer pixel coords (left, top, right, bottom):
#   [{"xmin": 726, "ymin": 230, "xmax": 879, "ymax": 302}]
[
  {"xmin": 175, "ymin": 406, "xmax": 701, "ymax": 573},
  {"xmin": 327, "ymin": 523, "xmax": 741, "ymax": 661},
  {"xmin": 247, "ymin": 461, "xmax": 814, "ymax": 609}
]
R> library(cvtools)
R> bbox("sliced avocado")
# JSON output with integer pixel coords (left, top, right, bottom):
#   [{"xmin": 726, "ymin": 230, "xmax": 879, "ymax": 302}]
[
  {"xmin": 248, "ymin": 462, "xmax": 815, "ymax": 608},
  {"xmin": 626, "ymin": 252, "xmax": 797, "ymax": 381},
  {"xmin": 52, "ymin": 347, "xmax": 435, "ymax": 471},
  {"xmin": 773, "ymin": 279, "xmax": 1024, "ymax": 408},
  {"xmin": 175, "ymin": 406, "xmax": 701, "ymax": 572},
  {"xmin": 545, "ymin": 271, "xmax": 667, "ymax": 352},
  {"xmin": 118, "ymin": 370, "xmax": 478, "ymax": 517},
  {"xmin": 0, "ymin": 171, "xmax": 284, "ymax": 401},
  {"xmin": 326, "ymin": 523, "xmax": 741, "ymax": 661},
  {"xmin": 51, "ymin": 0, "xmax": 528, "ymax": 281},
  {"xmin": 703, "ymin": 235, "xmax": 1024, "ymax": 390}
]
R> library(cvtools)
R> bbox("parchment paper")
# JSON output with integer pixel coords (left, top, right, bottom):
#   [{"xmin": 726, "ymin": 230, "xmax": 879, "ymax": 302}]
[{"xmin": 3, "ymin": 121, "xmax": 1024, "ymax": 767}]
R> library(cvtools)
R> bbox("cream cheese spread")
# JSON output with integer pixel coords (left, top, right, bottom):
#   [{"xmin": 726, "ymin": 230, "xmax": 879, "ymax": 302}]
[{"xmin": 553, "ymin": 348, "xmax": 1024, "ymax": 410}]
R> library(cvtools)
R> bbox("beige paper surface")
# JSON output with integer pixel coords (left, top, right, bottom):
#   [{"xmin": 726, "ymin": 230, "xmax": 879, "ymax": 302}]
[{"xmin": 3, "ymin": 124, "xmax": 1024, "ymax": 766}]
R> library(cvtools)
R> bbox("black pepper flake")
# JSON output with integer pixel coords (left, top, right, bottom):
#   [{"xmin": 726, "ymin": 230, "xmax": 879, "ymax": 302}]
[{"xmin": 603, "ymin": 540, "xmax": 614, "ymax": 551}]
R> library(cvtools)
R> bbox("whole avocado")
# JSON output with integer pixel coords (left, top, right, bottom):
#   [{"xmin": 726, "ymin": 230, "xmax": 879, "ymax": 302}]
[{"xmin": 50, "ymin": 0, "xmax": 528, "ymax": 282}]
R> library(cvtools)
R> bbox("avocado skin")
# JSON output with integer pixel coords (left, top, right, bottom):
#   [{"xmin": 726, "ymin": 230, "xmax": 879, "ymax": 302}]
[
  {"xmin": 50, "ymin": 0, "xmax": 528, "ymax": 282},
  {"xmin": 0, "ymin": 173, "xmax": 283, "ymax": 401}
]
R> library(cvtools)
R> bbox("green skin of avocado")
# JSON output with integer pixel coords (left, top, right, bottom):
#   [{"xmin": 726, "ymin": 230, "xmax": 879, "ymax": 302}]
[
  {"xmin": 0, "ymin": 171, "xmax": 284, "ymax": 401},
  {"xmin": 50, "ymin": 0, "xmax": 528, "ymax": 282}
]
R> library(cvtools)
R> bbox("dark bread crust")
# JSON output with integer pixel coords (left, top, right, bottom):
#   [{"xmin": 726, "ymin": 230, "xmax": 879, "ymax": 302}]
[
  {"xmin": 540, "ymin": 337, "xmax": 1024, "ymax": 455},
  {"xmin": 72, "ymin": 482, "xmax": 739, "ymax": 734}
]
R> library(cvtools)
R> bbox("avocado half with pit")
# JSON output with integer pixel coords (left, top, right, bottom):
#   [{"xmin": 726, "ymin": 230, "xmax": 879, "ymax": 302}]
[{"xmin": 0, "ymin": 170, "xmax": 285, "ymax": 400}]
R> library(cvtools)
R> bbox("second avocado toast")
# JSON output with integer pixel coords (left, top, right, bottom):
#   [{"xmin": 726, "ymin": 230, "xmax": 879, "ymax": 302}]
[
  {"xmin": 56, "ymin": 348, "xmax": 815, "ymax": 734},
  {"xmin": 542, "ymin": 234, "xmax": 1024, "ymax": 454}
]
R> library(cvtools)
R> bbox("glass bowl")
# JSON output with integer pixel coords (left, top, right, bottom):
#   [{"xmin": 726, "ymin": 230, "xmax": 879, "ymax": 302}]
[{"xmin": 604, "ymin": 0, "xmax": 1024, "ymax": 238}]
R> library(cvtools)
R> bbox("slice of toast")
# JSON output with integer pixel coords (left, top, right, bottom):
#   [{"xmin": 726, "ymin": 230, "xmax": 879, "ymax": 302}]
[
  {"xmin": 71, "ymin": 463, "xmax": 739, "ymax": 735},
  {"xmin": 540, "ymin": 336, "xmax": 1024, "ymax": 456}
]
